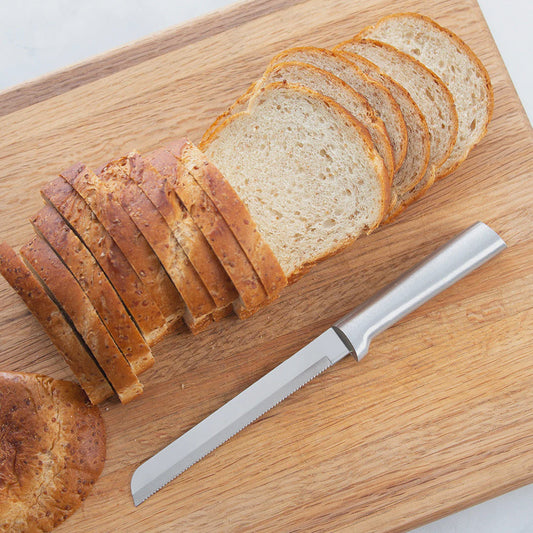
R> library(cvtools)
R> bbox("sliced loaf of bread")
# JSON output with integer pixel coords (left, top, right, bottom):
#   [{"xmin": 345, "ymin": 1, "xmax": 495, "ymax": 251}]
[
  {"xmin": 355, "ymin": 12, "xmax": 493, "ymax": 177},
  {"xmin": 203, "ymin": 83, "xmax": 389, "ymax": 280}
]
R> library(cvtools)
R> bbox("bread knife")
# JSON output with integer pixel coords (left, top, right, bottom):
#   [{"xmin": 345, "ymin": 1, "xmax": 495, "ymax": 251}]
[{"xmin": 131, "ymin": 221, "xmax": 506, "ymax": 506}]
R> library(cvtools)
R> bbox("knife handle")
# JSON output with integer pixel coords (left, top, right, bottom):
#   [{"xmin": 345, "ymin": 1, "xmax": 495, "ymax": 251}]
[{"xmin": 333, "ymin": 222, "xmax": 506, "ymax": 361}]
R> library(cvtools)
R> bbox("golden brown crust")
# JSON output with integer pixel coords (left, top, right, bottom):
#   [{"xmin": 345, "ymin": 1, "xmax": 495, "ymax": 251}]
[
  {"xmin": 138, "ymin": 149, "xmax": 238, "ymax": 310},
  {"xmin": 63, "ymin": 162, "xmax": 183, "ymax": 329},
  {"xmin": 176, "ymin": 140, "xmax": 288, "ymax": 299},
  {"xmin": 164, "ymin": 141, "xmax": 268, "ymax": 314},
  {"xmin": 20, "ymin": 237, "xmax": 143, "ymax": 404},
  {"xmin": 31, "ymin": 205, "xmax": 154, "ymax": 375},
  {"xmin": 117, "ymin": 153, "xmax": 216, "ymax": 332},
  {"xmin": 41, "ymin": 176, "xmax": 168, "ymax": 345},
  {"xmin": 0, "ymin": 243, "xmax": 113, "ymax": 405},
  {"xmin": 0, "ymin": 371, "xmax": 106, "ymax": 531}
]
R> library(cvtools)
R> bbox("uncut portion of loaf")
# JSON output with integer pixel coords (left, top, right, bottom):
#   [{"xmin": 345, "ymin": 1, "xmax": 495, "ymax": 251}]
[
  {"xmin": 0, "ymin": 244, "xmax": 113, "ymax": 405},
  {"xmin": 356, "ymin": 12, "xmax": 493, "ymax": 177},
  {"xmin": 204, "ymin": 83, "xmax": 389, "ymax": 279},
  {"xmin": 0, "ymin": 371, "xmax": 106, "ymax": 531}
]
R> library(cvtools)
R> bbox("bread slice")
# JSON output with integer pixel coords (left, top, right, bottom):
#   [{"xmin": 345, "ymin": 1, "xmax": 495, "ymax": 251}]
[
  {"xmin": 172, "ymin": 139, "xmax": 288, "ymax": 299},
  {"xmin": 161, "ymin": 144, "xmax": 269, "ymax": 315},
  {"xmin": 62, "ymin": 161, "xmax": 183, "ymax": 328},
  {"xmin": 203, "ymin": 83, "xmax": 389, "ymax": 280},
  {"xmin": 20, "ymin": 237, "xmax": 143, "ymax": 404},
  {"xmin": 31, "ymin": 205, "xmax": 154, "ymax": 375},
  {"xmin": 335, "ymin": 39, "xmax": 458, "ymax": 182},
  {"xmin": 104, "ymin": 154, "xmax": 216, "ymax": 333},
  {"xmin": 355, "ymin": 12, "xmax": 494, "ymax": 177},
  {"xmin": 41, "ymin": 177, "xmax": 168, "ymax": 345},
  {"xmin": 0, "ymin": 243, "xmax": 113, "ymax": 404},
  {"xmin": 335, "ymin": 50, "xmax": 431, "ymax": 220},
  {"xmin": 138, "ymin": 148, "xmax": 238, "ymax": 313}
]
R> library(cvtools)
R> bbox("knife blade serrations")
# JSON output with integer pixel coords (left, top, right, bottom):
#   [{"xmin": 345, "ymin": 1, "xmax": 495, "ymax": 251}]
[{"xmin": 131, "ymin": 328, "xmax": 350, "ymax": 505}]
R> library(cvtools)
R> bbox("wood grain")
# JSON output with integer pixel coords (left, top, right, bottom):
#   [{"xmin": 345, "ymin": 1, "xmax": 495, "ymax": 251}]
[{"xmin": 0, "ymin": 0, "xmax": 532, "ymax": 531}]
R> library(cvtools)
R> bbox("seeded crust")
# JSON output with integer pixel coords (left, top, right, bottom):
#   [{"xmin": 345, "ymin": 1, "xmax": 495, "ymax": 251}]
[
  {"xmin": 0, "ymin": 244, "xmax": 113, "ymax": 405},
  {"xmin": 20, "ymin": 237, "xmax": 143, "ymax": 404},
  {"xmin": 355, "ymin": 12, "xmax": 494, "ymax": 177},
  {"xmin": 31, "ymin": 205, "xmax": 154, "ymax": 375},
  {"xmin": 0, "ymin": 371, "xmax": 106, "ymax": 532},
  {"xmin": 163, "ymin": 142, "xmax": 269, "ymax": 315},
  {"xmin": 41, "ymin": 177, "xmax": 168, "ymax": 345},
  {"xmin": 173, "ymin": 139, "xmax": 287, "ymax": 299},
  {"xmin": 117, "ymin": 153, "xmax": 216, "ymax": 333},
  {"xmin": 136, "ymin": 149, "xmax": 238, "ymax": 315},
  {"xmin": 64, "ymin": 161, "xmax": 183, "ymax": 329},
  {"xmin": 335, "ymin": 50, "xmax": 431, "ymax": 219},
  {"xmin": 203, "ymin": 83, "xmax": 389, "ymax": 281}
]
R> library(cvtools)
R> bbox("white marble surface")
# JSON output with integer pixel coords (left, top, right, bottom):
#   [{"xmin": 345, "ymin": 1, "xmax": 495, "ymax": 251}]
[{"xmin": 0, "ymin": 1, "xmax": 531, "ymax": 531}]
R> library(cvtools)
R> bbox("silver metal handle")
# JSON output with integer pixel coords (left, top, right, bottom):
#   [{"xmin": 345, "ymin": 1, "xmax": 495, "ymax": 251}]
[{"xmin": 334, "ymin": 222, "xmax": 507, "ymax": 361}]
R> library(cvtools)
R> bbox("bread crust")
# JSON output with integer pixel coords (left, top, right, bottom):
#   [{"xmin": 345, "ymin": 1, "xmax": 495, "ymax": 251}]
[
  {"xmin": 117, "ymin": 153, "xmax": 216, "ymax": 333},
  {"xmin": 63, "ymin": 162, "xmax": 183, "ymax": 328},
  {"xmin": 0, "ymin": 371, "xmax": 106, "ymax": 530},
  {"xmin": 41, "ymin": 177, "xmax": 168, "ymax": 345},
  {"xmin": 136, "ymin": 149, "xmax": 238, "ymax": 310},
  {"xmin": 31, "ymin": 205, "xmax": 154, "ymax": 375},
  {"xmin": 20, "ymin": 237, "xmax": 143, "ymax": 403},
  {"xmin": 164, "ymin": 141, "xmax": 268, "ymax": 314},
  {"xmin": 0, "ymin": 243, "xmax": 113, "ymax": 405},
  {"xmin": 175, "ymin": 140, "xmax": 288, "ymax": 299}
]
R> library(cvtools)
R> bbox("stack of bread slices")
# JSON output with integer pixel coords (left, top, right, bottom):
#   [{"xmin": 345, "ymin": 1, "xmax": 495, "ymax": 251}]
[{"xmin": 0, "ymin": 14, "xmax": 493, "ymax": 405}]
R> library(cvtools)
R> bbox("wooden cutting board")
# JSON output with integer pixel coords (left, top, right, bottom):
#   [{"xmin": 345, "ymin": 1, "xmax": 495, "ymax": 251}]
[{"xmin": 1, "ymin": 0, "xmax": 532, "ymax": 531}]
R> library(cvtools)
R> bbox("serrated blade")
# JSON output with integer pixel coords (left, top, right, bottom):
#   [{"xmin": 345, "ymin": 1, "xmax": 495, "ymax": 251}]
[{"xmin": 131, "ymin": 328, "xmax": 350, "ymax": 505}]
